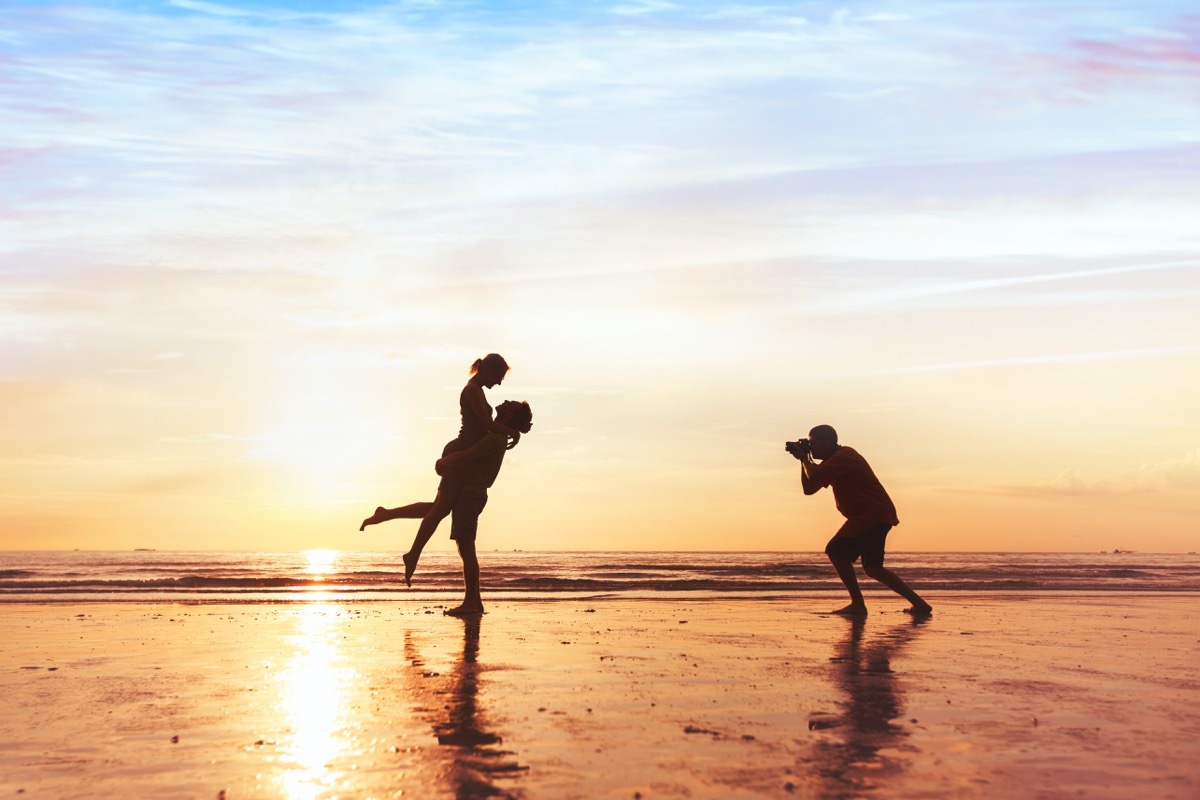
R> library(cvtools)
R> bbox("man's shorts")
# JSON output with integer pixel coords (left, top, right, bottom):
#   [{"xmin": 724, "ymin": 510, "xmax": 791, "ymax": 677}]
[
  {"xmin": 450, "ymin": 490, "xmax": 488, "ymax": 543},
  {"xmin": 824, "ymin": 523, "xmax": 892, "ymax": 569}
]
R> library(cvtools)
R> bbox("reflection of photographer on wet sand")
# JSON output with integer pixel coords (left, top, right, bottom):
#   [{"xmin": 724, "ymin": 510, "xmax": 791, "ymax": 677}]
[
  {"xmin": 812, "ymin": 616, "xmax": 926, "ymax": 796},
  {"xmin": 787, "ymin": 425, "xmax": 932, "ymax": 617}
]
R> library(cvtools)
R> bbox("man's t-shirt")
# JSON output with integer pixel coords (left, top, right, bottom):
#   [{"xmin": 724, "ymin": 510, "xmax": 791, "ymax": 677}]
[
  {"xmin": 460, "ymin": 433, "xmax": 508, "ymax": 494},
  {"xmin": 807, "ymin": 446, "xmax": 899, "ymax": 536}
]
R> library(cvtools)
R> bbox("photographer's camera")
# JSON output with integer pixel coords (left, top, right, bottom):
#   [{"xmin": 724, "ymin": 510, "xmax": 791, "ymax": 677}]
[{"xmin": 784, "ymin": 438, "xmax": 810, "ymax": 457}]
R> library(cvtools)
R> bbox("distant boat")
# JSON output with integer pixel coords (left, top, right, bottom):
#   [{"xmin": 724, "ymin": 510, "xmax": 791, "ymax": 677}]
[{"xmin": 133, "ymin": 548, "xmax": 157, "ymax": 552}]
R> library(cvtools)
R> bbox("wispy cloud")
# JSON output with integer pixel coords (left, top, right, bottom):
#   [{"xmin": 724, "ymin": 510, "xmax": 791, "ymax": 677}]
[
  {"xmin": 861, "ymin": 345, "xmax": 1200, "ymax": 376},
  {"xmin": 168, "ymin": 0, "xmax": 260, "ymax": 18},
  {"xmin": 984, "ymin": 449, "xmax": 1200, "ymax": 498}
]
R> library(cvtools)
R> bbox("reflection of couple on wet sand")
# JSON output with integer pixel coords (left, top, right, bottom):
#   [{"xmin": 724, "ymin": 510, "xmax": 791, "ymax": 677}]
[
  {"xmin": 361, "ymin": 354, "xmax": 532, "ymax": 617},
  {"xmin": 404, "ymin": 616, "xmax": 525, "ymax": 799}
]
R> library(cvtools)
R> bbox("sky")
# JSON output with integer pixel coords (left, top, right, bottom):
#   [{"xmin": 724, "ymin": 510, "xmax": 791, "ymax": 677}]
[{"xmin": 1, "ymin": 0, "xmax": 1198, "ymax": 553}]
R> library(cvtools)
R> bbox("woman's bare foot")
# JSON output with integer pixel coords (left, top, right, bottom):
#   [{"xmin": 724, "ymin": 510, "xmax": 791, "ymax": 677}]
[
  {"xmin": 402, "ymin": 552, "xmax": 418, "ymax": 587},
  {"xmin": 444, "ymin": 604, "xmax": 484, "ymax": 617},
  {"xmin": 360, "ymin": 507, "xmax": 387, "ymax": 532},
  {"xmin": 902, "ymin": 603, "xmax": 933, "ymax": 617},
  {"xmin": 832, "ymin": 602, "xmax": 868, "ymax": 616}
]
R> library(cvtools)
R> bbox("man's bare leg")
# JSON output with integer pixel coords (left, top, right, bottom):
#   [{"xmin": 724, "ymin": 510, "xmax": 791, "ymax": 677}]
[
  {"xmin": 862, "ymin": 564, "xmax": 932, "ymax": 614},
  {"xmin": 828, "ymin": 555, "xmax": 868, "ymax": 615},
  {"xmin": 360, "ymin": 502, "xmax": 433, "ymax": 531},
  {"xmin": 445, "ymin": 539, "xmax": 483, "ymax": 617},
  {"xmin": 402, "ymin": 491, "xmax": 455, "ymax": 586}
]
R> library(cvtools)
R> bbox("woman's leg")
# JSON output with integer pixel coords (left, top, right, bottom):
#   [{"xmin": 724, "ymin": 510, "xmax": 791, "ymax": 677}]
[
  {"xmin": 360, "ymin": 502, "xmax": 433, "ymax": 531},
  {"xmin": 402, "ymin": 490, "xmax": 456, "ymax": 586}
]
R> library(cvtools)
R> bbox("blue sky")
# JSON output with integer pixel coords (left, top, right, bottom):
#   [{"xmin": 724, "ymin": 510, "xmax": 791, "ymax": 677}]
[{"xmin": 2, "ymin": 1, "xmax": 1198, "ymax": 551}]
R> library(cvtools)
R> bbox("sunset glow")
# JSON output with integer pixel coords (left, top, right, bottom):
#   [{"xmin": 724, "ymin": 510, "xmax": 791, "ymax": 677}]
[{"xmin": 1, "ymin": 0, "xmax": 1197, "ymax": 552}]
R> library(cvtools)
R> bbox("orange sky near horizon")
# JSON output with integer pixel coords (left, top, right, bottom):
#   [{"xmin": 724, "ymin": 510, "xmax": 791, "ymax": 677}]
[{"xmin": 2, "ymin": 1, "xmax": 1198, "ymax": 553}]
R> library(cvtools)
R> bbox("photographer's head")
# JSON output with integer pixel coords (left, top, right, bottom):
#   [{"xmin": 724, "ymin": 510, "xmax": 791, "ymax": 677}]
[{"xmin": 807, "ymin": 424, "xmax": 838, "ymax": 460}]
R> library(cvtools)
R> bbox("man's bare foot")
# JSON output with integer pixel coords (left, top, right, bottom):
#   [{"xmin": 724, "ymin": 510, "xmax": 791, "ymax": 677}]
[
  {"xmin": 360, "ymin": 507, "xmax": 387, "ymax": 532},
  {"xmin": 903, "ymin": 604, "xmax": 933, "ymax": 616},
  {"xmin": 444, "ymin": 604, "xmax": 484, "ymax": 617},
  {"xmin": 832, "ymin": 603, "xmax": 868, "ymax": 616},
  {"xmin": 402, "ymin": 552, "xmax": 417, "ymax": 587}
]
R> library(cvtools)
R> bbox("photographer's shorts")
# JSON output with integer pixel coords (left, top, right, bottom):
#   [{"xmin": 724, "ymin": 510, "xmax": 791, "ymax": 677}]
[
  {"xmin": 450, "ymin": 490, "xmax": 489, "ymax": 543},
  {"xmin": 825, "ymin": 523, "xmax": 892, "ymax": 569}
]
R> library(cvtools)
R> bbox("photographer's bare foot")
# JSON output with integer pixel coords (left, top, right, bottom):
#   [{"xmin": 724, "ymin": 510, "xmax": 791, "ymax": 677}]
[
  {"xmin": 402, "ymin": 552, "xmax": 417, "ymax": 587},
  {"xmin": 832, "ymin": 603, "xmax": 868, "ymax": 616},
  {"xmin": 360, "ymin": 507, "xmax": 386, "ymax": 532}
]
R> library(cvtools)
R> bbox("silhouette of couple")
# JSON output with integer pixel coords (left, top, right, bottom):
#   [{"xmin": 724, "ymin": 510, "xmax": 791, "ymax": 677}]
[
  {"xmin": 362, "ymin": 353, "xmax": 931, "ymax": 617},
  {"xmin": 360, "ymin": 354, "xmax": 531, "ymax": 616}
]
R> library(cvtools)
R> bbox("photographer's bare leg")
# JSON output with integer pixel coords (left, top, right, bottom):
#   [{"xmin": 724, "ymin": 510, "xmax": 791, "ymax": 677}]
[
  {"xmin": 828, "ymin": 555, "xmax": 868, "ymax": 615},
  {"xmin": 862, "ymin": 564, "xmax": 933, "ymax": 615}
]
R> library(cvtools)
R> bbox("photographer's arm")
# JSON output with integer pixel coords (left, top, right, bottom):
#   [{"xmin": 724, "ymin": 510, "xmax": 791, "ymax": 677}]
[{"xmin": 800, "ymin": 454, "xmax": 824, "ymax": 495}]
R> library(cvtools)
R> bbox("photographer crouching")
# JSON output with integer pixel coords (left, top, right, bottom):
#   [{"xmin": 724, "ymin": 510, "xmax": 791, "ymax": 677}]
[{"xmin": 787, "ymin": 425, "xmax": 933, "ymax": 617}]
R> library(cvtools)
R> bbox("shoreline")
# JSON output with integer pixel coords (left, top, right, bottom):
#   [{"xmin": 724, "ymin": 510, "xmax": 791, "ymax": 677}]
[
  {"xmin": 4, "ymin": 587, "xmax": 1200, "ymax": 605},
  {"xmin": 3, "ymin": 594, "xmax": 1198, "ymax": 799}
]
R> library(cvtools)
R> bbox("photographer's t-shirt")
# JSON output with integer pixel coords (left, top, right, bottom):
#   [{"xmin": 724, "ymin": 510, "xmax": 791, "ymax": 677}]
[{"xmin": 807, "ymin": 446, "xmax": 899, "ymax": 534}]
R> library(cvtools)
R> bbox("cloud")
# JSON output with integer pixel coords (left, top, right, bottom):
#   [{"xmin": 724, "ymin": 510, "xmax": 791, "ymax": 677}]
[
  {"xmin": 861, "ymin": 345, "xmax": 1200, "ymax": 376},
  {"xmin": 610, "ymin": 0, "xmax": 679, "ymax": 16},
  {"xmin": 168, "ymin": 0, "xmax": 259, "ymax": 18},
  {"xmin": 1066, "ymin": 22, "xmax": 1200, "ymax": 80},
  {"xmin": 991, "ymin": 449, "xmax": 1200, "ymax": 498}
]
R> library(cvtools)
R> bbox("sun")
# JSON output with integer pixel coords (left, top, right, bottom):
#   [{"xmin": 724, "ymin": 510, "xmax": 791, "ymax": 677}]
[{"xmin": 247, "ymin": 382, "xmax": 393, "ymax": 501}]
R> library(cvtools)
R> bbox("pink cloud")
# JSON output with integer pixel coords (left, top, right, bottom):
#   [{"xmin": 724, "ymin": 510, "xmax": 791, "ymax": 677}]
[{"xmin": 1065, "ymin": 17, "xmax": 1200, "ymax": 83}]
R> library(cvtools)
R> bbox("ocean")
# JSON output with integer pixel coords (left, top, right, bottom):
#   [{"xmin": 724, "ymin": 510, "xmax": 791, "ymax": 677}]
[{"xmin": 2, "ymin": 550, "xmax": 1198, "ymax": 602}]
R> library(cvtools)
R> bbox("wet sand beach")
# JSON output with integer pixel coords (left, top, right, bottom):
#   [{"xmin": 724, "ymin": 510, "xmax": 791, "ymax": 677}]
[{"xmin": 2, "ymin": 594, "xmax": 1198, "ymax": 799}]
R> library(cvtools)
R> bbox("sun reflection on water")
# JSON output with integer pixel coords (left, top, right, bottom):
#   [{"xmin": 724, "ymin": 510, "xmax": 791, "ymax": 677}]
[
  {"xmin": 303, "ymin": 549, "xmax": 339, "ymax": 578},
  {"xmin": 278, "ymin": 602, "xmax": 352, "ymax": 800}
]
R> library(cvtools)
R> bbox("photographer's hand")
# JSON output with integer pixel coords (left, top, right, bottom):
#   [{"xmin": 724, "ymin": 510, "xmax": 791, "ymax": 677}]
[{"xmin": 799, "ymin": 448, "xmax": 822, "ymax": 496}]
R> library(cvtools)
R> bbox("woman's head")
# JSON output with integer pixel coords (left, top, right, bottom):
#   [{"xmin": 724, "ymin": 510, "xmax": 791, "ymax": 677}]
[{"xmin": 471, "ymin": 353, "xmax": 510, "ymax": 386}]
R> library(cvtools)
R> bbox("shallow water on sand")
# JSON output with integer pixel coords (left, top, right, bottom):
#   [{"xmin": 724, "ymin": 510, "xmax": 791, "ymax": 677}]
[{"xmin": 3, "ymin": 550, "xmax": 1198, "ymax": 601}]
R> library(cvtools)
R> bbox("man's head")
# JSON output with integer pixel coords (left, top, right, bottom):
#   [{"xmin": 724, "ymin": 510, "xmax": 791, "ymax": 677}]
[
  {"xmin": 496, "ymin": 400, "xmax": 534, "ymax": 434},
  {"xmin": 807, "ymin": 424, "xmax": 838, "ymax": 460}
]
